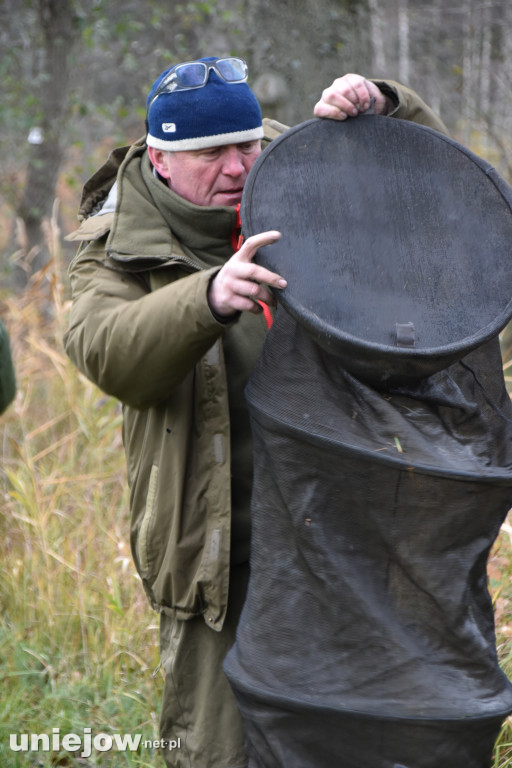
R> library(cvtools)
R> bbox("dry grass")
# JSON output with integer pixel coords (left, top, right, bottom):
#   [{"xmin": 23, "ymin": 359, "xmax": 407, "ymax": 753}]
[{"xmin": 0, "ymin": 232, "xmax": 165, "ymax": 766}]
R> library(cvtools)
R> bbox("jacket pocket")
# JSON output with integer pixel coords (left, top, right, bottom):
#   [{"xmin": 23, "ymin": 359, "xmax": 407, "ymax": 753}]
[{"xmin": 137, "ymin": 463, "xmax": 159, "ymax": 577}]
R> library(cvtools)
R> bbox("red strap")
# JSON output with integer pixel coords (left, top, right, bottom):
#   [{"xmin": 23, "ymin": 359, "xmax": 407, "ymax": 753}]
[
  {"xmin": 231, "ymin": 203, "xmax": 242, "ymax": 252},
  {"xmin": 231, "ymin": 203, "xmax": 273, "ymax": 330},
  {"xmin": 258, "ymin": 300, "xmax": 274, "ymax": 329}
]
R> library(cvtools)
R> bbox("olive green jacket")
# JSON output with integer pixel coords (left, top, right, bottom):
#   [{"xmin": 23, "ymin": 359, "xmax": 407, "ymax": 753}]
[
  {"xmin": 64, "ymin": 82, "xmax": 448, "ymax": 630},
  {"xmin": 0, "ymin": 317, "xmax": 16, "ymax": 414}
]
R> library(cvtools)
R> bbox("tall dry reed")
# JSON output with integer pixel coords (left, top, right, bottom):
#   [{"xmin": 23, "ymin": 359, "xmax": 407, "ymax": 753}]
[{"xmin": 1, "ymin": 215, "xmax": 164, "ymax": 766}]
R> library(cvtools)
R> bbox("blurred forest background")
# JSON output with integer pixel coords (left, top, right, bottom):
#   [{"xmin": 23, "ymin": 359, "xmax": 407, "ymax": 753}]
[
  {"xmin": 2, "ymin": 1, "xmax": 512, "ymax": 766},
  {"xmin": 2, "ymin": 0, "xmax": 512, "ymax": 281}
]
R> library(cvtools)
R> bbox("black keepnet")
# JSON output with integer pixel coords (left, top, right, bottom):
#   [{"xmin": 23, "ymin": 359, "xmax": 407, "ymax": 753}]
[{"xmin": 223, "ymin": 117, "xmax": 512, "ymax": 768}]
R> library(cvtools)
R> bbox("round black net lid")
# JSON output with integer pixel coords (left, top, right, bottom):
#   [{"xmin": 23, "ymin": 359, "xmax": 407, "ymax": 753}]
[{"xmin": 241, "ymin": 116, "xmax": 512, "ymax": 384}]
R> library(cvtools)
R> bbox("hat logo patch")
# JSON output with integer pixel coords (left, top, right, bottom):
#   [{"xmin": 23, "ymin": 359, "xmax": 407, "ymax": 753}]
[{"xmin": 162, "ymin": 123, "xmax": 177, "ymax": 133}]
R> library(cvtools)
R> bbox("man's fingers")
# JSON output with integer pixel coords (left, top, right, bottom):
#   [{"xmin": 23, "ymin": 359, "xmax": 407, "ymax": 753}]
[
  {"xmin": 314, "ymin": 74, "xmax": 374, "ymax": 120},
  {"xmin": 236, "ymin": 230, "xmax": 282, "ymax": 262},
  {"xmin": 243, "ymin": 264, "xmax": 287, "ymax": 290},
  {"xmin": 235, "ymin": 230, "xmax": 286, "ymax": 289},
  {"xmin": 208, "ymin": 230, "xmax": 286, "ymax": 317},
  {"xmin": 314, "ymin": 96, "xmax": 357, "ymax": 120},
  {"xmin": 344, "ymin": 74, "xmax": 372, "ymax": 110},
  {"xmin": 230, "ymin": 277, "xmax": 278, "ymax": 304}
]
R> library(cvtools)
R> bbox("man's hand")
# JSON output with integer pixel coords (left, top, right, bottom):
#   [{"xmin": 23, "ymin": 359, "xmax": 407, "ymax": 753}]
[
  {"xmin": 208, "ymin": 230, "xmax": 286, "ymax": 318},
  {"xmin": 314, "ymin": 73, "xmax": 390, "ymax": 121}
]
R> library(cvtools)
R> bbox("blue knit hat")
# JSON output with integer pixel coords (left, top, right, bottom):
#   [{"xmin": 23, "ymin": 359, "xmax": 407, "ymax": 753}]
[{"xmin": 146, "ymin": 57, "xmax": 264, "ymax": 151}]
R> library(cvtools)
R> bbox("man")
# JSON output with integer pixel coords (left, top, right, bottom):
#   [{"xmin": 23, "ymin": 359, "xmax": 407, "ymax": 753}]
[{"xmin": 64, "ymin": 58, "xmax": 447, "ymax": 767}]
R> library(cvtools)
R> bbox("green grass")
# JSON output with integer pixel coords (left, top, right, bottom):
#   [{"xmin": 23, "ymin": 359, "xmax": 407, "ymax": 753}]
[{"xmin": 1, "ymin": 232, "xmax": 512, "ymax": 766}]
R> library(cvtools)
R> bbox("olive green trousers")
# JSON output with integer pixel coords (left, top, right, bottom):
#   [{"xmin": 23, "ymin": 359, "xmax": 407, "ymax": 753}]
[{"xmin": 159, "ymin": 562, "xmax": 249, "ymax": 768}]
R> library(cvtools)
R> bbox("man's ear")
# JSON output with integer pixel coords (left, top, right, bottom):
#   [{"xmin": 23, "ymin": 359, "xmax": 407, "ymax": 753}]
[{"xmin": 147, "ymin": 146, "xmax": 171, "ymax": 179}]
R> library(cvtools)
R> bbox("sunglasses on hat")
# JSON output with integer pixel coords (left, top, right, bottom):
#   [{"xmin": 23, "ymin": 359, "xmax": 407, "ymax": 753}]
[{"xmin": 148, "ymin": 57, "xmax": 249, "ymax": 108}]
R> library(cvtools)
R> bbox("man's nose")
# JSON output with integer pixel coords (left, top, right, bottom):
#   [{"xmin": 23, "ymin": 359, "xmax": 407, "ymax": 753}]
[{"xmin": 222, "ymin": 149, "xmax": 245, "ymax": 176}]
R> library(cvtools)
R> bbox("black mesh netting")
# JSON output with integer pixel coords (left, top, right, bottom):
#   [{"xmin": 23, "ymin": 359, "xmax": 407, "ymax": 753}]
[{"xmin": 224, "ymin": 308, "xmax": 512, "ymax": 768}]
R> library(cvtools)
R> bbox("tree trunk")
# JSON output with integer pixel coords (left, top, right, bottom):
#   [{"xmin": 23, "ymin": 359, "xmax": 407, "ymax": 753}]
[
  {"xmin": 14, "ymin": 0, "xmax": 78, "ymax": 287},
  {"xmin": 368, "ymin": 0, "xmax": 387, "ymax": 74},
  {"xmin": 243, "ymin": 0, "xmax": 367, "ymax": 127},
  {"xmin": 461, "ymin": 0, "xmax": 476, "ymax": 143},
  {"xmin": 397, "ymin": 0, "xmax": 409, "ymax": 84}
]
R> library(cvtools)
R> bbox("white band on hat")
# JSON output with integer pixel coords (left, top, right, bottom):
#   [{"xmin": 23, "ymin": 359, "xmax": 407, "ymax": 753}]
[{"xmin": 146, "ymin": 125, "xmax": 264, "ymax": 152}]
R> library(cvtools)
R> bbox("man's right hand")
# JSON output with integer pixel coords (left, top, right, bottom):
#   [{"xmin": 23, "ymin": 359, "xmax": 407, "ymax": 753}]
[{"xmin": 208, "ymin": 231, "xmax": 286, "ymax": 318}]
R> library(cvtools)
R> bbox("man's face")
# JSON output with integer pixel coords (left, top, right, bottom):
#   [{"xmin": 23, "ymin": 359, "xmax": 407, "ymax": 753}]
[{"xmin": 151, "ymin": 140, "xmax": 262, "ymax": 208}]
